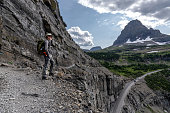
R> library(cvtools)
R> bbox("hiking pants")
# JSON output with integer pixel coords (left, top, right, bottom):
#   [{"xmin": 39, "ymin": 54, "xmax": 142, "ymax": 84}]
[{"xmin": 42, "ymin": 55, "xmax": 54, "ymax": 76}]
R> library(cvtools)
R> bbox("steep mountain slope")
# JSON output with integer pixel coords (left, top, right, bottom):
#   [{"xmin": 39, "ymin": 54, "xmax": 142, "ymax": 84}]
[
  {"xmin": 123, "ymin": 78, "xmax": 170, "ymax": 113},
  {"xmin": 0, "ymin": 0, "xmax": 123, "ymax": 112},
  {"xmin": 113, "ymin": 19, "xmax": 170, "ymax": 46}
]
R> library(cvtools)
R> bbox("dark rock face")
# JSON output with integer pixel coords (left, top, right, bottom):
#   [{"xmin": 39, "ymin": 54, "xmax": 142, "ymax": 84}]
[
  {"xmin": 113, "ymin": 19, "xmax": 170, "ymax": 46},
  {"xmin": 123, "ymin": 80, "xmax": 170, "ymax": 113},
  {"xmin": 0, "ymin": 0, "xmax": 123, "ymax": 112},
  {"xmin": 90, "ymin": 46, "xmax": 102, "ymax": 51}
]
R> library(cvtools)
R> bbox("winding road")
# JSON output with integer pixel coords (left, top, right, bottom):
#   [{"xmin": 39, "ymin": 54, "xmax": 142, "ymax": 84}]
[{"xmin": 110, "ymin": 70, "xmax": 161, "ymax": 113}]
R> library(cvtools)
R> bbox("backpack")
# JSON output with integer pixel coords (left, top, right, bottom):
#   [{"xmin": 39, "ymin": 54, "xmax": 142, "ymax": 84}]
[{"xmin": 37, "ymin": 40, "xmax": 45, "ymax": 55}]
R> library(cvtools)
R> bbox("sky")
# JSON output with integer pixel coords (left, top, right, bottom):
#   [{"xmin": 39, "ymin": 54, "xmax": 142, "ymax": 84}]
[{"xmin": 57, "ymin": 0, "xmax": 170, "ymax": 49}]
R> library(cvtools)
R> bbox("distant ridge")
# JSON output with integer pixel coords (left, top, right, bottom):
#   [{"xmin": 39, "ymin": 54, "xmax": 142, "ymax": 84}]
[
  {"xmin": 83, "ymin": 46, "xmax": 102, "ymax": 52},
  {"xmin": 90, "ymin": 46, "xmax": 102, "ymax": 51}
]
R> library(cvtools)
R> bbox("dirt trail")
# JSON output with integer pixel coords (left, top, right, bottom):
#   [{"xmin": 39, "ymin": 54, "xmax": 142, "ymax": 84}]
[{"xmin": 0, "ymin": 65, "xmax": 85, "ymax": 113}]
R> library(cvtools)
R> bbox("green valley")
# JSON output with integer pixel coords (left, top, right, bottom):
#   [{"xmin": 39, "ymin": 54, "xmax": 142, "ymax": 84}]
[{"xmin": 86, "ymin": 44, "xmax": 170, "ymax": 78}]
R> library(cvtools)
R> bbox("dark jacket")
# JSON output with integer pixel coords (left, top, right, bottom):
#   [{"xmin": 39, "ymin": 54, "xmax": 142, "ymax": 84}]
[{"xmin": 44, "ymin": 40, "xmax": 53, "ymax": 57}]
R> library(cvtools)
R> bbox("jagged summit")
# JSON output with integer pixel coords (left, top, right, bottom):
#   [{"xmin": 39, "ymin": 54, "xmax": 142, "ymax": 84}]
[
  {"xmin": 113, "ymin": 19, "xmax": 170, "ymax": 46},
  {"xmin": 126, "ymin": 19, "xmax": 145, "ymax": 28}
]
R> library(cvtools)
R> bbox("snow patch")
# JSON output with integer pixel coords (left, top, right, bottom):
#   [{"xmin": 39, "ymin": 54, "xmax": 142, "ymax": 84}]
[
  {"xmin": 147, "ymin": 51, "xmax": 159, "ymax": 53},
  {"xmin": 126, "ymin": 36, "xmax": 152, "ymax": 44},
  {"xmin": 133, "ymin": 49, "xmax": 138, "ymax": 51},
  {"xmin": 154, "ymin": 41, "xmax": 167, "ymax": 45},
  {"xmin": 147, "ymin": 44, "xmax": 155, "ymax": 46},
  {"xmin": 125, "ymin": 35, "xmax": 169, "ymax": 46}
]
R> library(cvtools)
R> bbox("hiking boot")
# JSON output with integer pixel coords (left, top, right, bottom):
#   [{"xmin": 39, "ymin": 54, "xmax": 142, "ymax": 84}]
[
  {"xmin": 42, "ymin": 75, "xmax": 47, "ymax": 80},
  {"xmin": 49, "ymin": 73, "xmax": 54, "ymax": 76}
]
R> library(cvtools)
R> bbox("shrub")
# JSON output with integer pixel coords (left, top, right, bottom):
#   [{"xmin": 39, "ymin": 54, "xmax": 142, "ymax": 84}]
[{"xmin": 145, "ymin": 70, "xmax": 170, "ymax": 92}]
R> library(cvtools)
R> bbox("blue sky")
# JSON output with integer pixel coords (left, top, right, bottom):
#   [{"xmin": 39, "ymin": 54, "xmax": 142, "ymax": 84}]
[{"xmin": 58, "ymin": 0, "xmax": 170, "ymax": 49}]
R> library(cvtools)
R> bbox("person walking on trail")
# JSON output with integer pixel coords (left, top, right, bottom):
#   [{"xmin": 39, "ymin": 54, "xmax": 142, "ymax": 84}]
[{"xmin": 42, "ymin": 33, "xmax": 54, "ymax": 80}]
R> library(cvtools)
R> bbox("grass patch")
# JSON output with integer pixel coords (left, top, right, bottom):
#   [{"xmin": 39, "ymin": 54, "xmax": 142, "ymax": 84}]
[
  {"xmin": 86, "ymin": 45, "xmax": 170, "ymax": 78},
  {"xmin": 145, "ymin": 69, "xmax": 170, "ymax": 92},
  {"xmin": 8, "ymin": 61, "xmax": 13, "ymax": 65},
  {"xmin": 100, "ymin": 61, "xmax": 168, "ymax": 78}
]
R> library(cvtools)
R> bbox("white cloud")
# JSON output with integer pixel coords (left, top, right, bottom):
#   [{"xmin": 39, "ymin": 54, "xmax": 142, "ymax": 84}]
[
  {"xmin": 117, "ymin": 17, "xmax": 130, "ymax": 29},
  {"xmin": 67, "ymin": 27, "xmax": 94, "ymax": 46},
  {"xmin": 97, "ymin": 18, "xmax": 115, "ymax": 26},
  {"xmin": 78, "ymin": 0, "xmax": 170, "ymax": 28}
]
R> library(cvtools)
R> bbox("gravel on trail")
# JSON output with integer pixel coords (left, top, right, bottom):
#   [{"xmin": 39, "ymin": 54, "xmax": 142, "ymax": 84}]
[{"xmin": 0, "ymin": 65, "xmax": 86, "ymax": 113}]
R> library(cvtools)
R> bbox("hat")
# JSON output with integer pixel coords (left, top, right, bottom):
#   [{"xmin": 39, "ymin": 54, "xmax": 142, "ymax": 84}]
[{"xmin": 46, "ymin": 33, "xmax": 52, "ymax": 37}]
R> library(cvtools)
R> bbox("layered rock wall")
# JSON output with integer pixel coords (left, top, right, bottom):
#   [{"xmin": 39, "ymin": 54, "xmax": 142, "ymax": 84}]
[{"xmin": 123, "ymin": 80, "xmax": 170, "ymax": 113}]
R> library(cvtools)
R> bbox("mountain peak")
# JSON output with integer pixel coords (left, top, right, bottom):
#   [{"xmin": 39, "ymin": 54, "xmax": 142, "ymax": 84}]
[
  {"xmin": 113, "ymin": 20, "xmax": 148, "ymax": 45},
  {"xmin": 124, "ymin": 19, "xmax": 147, "ymax": 32},
  {"xmin": 113, "ymin": 20, "xmax": 170, "ymax": 46},
  {"xmin": 128, "ymin": 19, "xmax": 142, "ymax": 25},
  {"xmin": 126, "ymin": 19, "xmax": 145, "ymax": 29}
]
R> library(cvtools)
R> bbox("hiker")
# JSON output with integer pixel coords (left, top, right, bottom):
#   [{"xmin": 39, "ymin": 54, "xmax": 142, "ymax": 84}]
[{"xmin": 42, "ymin": 33, "xmax": 54, "ymax": 80}]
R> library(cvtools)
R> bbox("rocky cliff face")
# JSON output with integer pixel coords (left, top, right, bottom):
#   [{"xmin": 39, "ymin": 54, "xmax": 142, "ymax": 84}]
[
  {"xmin": 0, "ymin": 0, "xmax": 123, "ymax": 112},
  {"xmin": 113, "ymin": 19, "xmax": 170, "ymax": 46},
  {"xmin": 123, "ymin": 80, "xmax": 170, "ymax": 113}
]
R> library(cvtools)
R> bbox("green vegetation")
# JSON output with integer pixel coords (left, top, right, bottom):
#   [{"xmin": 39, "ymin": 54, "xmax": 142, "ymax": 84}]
[
  {"xmin": 100, "ymin": 61, "xmax": 168, "ymax": 78},
  {"xmin": 127, "ymin": 51, "xmax": 170, "ymax": 62},
  {"xmin": 86, "ymin": 45, "xmax": 170, "ymax": 78},
  {"xmin": 87, "ymin": 45, "xmax": 170, "ymax": 64},
  {"xmin": 87, "ymin": 52, "xmax": 120, "ymax": 61},
  {"xmin": 8, "ymin": 61, "xmax": 13, "ymax": 65},
  {"xmin": 145, "ymin": 69, "xmax": 170, "ymax": 92}
]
